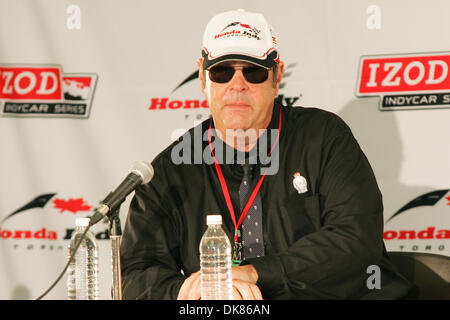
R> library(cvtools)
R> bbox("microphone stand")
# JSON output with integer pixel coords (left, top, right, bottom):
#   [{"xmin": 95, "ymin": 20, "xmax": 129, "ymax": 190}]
[{"xmin": 108, "ymin": 208, "xmax": 123, "ymax": 300}]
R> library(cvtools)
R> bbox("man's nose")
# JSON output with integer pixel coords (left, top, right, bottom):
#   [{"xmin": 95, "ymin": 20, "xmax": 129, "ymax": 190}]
[{"xmin": 229, "ymin": 69, "xmax": 249, "ymax": 91}]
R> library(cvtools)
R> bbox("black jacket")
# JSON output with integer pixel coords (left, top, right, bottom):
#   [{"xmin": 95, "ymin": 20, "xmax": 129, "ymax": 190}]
[{"xmin": 120, "ymin": 102, "xmax": 411, "ymax": 299}]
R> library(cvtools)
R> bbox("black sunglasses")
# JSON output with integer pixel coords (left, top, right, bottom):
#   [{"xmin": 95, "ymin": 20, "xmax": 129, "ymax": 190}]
[{"xmin": 208, "ymin": 64, "xmax": 269, "ymax": 84}]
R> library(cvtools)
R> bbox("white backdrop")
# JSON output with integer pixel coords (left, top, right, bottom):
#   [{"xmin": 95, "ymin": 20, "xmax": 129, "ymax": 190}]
[{"xmin": 0, "ymin": 0, "xmax": 449, "ymax": 300}]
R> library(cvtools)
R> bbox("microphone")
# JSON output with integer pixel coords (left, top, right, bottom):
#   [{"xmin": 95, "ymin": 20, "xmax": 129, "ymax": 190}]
[{"xmin": 89, "ymin": 161, "xmax": 154, "ymax": 225}]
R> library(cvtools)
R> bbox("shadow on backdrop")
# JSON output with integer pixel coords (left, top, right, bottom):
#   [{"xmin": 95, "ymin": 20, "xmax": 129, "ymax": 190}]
[
  {"xmin": 11, "ymin": 284, "xmax": 31, "ymax": 300},
  {"xmin": 337, "ymin": 98, "xmax": 433, "ymax": 222}
]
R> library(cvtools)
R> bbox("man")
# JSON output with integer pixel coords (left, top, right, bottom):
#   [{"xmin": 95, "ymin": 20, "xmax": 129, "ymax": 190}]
[{"xmin": 120, "ymin": 9, "xmax": 411, "ymax": 299}]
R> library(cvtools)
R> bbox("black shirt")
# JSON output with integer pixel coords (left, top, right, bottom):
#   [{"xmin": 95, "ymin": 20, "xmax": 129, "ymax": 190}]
[{"xmin": 120, "ymin": 102, "xmax": 411, "ymax": 299}]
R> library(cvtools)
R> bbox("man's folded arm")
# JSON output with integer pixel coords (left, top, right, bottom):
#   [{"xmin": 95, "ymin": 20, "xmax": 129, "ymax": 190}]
[
  {"xmin": 246, "ymin": 126, "xmax": 385, "ymax": 299},
  {"xmin": 120, "ymin": 167, "xmax": 186, "ymax": 300}
]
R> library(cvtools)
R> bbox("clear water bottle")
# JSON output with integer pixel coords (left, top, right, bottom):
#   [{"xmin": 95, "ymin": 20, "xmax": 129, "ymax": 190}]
[
  {"xmin": 200, "ymin": 215, "xmax": 233, "ymax": 300},
  {"xmin": 67, "ymin": 218, "xmax": 99, "ymax": 300}
]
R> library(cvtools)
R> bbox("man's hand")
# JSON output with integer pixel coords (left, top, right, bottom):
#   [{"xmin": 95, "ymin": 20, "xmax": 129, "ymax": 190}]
[
  {"xmin": 231, "ymin": 264, "xmax": 262, "ymax": 300},
  {"xmin": 232, "ymin": 279, "xmax": 263, "ymax": 300},
  {"xmin": 177, "ymin": 265, "xmax": 261, "ymax": 300},
  {"xmin": 232, "ymin": 264, "xmax": 259, "ymax": 284},
  {"xmin": 177, "ymin": 271, "xmax": 201, "ymax": 300}
]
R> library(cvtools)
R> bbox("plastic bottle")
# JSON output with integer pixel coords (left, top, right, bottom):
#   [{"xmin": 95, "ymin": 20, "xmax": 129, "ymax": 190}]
[
  {"xmin": 199, "ymin": 215, "xmax": 233, "ymax": 300},
  {"xmin": 67, "ymin": 217, "xmax": 99, "ymax": 300}
]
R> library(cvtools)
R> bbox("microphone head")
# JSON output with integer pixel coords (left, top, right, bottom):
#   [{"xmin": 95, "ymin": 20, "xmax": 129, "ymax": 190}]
[{"xmin": 130, "ymin": 161, "xmax": 154, "ymax": 184}]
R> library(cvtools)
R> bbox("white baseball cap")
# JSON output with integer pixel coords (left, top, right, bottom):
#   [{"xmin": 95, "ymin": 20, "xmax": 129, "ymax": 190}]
[{"xmin": 201, "ymin": 9, "xmax": 279, "ymax": 70}]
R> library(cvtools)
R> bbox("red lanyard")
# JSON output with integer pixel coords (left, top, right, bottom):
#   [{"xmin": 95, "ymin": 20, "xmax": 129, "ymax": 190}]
[{"xmin": 208, "ymin": 107, "xmax": 282, "ymax": 242}]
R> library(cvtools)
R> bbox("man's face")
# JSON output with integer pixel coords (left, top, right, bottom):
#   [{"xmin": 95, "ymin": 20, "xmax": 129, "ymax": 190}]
[{"xmin": 199, "ymin": 59, "xmax": 284, "ymax": 133}]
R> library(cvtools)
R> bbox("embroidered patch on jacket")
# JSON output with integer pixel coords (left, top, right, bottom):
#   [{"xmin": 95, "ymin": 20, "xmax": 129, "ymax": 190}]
[{"xmin": 293, "ymin": 172, "xmax": 308, "ymax": 194}]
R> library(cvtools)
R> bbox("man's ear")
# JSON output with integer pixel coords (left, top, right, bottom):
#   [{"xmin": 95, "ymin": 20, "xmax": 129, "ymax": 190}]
[
  {"xmin": 274, "ymin": 61, "xmax": 284, "ymax": 95},
  {"xmin": 198, "ymin": 58, "xmax": 205, "ymax": 92}
]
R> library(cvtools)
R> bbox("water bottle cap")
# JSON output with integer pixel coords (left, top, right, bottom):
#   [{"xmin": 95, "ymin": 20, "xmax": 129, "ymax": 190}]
[
  {"xmin": 206, "ymin": 215, "xmax": 222, "ymax": 225},
  {"xmin": 76, "ymin": 217, "xmax": 90, "ymax": 227}
]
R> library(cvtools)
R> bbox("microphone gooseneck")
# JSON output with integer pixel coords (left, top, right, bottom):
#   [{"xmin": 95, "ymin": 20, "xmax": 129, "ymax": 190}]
[{"xmin": 89, "ymin": 161, "xmax": 154, "ymax": 225}]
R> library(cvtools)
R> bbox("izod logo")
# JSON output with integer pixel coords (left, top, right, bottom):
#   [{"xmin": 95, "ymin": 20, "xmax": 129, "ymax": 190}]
[
  {"xmin": 356, "ymin": 52, "xmax": 450, "ymax": 110},
  {"xmin": 0, "ymin": 64, "xmax": 97, "ymax": 118},
  {"xmin": 0, "ymin": 67, "xmax": 62, "ymax": 100}
]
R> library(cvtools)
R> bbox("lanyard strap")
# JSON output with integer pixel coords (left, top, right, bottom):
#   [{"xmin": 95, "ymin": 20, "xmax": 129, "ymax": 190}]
[{"xmin": 208, "ymin": 107, "xmax": 282, "ymax": 242}]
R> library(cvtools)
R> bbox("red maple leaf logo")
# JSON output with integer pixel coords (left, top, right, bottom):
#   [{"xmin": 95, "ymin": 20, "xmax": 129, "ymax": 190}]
[
  {"xmin": 53, "ymin": 198, "xmax": 92, "ymax": 214},
  {"xmin": 446, "ymin": 195, "xmax": 450, "ymax": 206}
]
